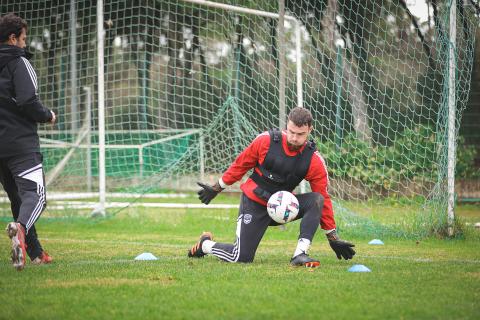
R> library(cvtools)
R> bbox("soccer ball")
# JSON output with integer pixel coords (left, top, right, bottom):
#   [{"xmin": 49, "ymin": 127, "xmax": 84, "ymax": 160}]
[{"xmin": 267, "ymin": 191, "xmax": 299, "ymax": 224}]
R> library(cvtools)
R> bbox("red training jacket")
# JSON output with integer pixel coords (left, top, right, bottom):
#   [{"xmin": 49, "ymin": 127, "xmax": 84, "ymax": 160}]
[{"xmin": 220, "ymin": 130, "xmax": 336, "ymax": 231}]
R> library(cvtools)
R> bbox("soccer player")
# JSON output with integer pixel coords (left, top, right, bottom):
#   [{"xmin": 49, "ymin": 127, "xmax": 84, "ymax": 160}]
[
  {"xmin": 0, "ymin": 13, "xmax": 55, "ymax": 270},
  {"xmin": 188, "ymin": 107, "xmax": 355, "ymax": 267}
]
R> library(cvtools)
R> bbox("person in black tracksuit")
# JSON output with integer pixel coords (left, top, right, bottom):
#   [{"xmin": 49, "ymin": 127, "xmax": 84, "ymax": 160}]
[{"xmin": 0, "ymin": 13, "xmax": 56, "ymax": 267}]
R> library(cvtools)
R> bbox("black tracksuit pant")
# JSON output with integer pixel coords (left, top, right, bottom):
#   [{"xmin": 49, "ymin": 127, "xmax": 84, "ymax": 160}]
[
  {"xmin": 211, "ymin": 192, "xmax": 323, "ymax": 263},
  {"xmin": 0, "ymin": 152, "xmax": 46, "ymax": 260}
]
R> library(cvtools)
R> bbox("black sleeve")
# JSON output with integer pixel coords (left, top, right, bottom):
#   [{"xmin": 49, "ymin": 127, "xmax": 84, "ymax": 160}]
[{"xmin": 13, "ymin": 57, "xmax": 52, "ymax": 123}]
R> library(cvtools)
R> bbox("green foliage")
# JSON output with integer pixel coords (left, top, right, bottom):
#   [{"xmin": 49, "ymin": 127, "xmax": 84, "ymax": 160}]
[
  {"xmin": 318, "ymin": 126, "xmax": 479, "ymax": 196},
  {"xmin": 456, "ymin": 136, "xmax": 480, "ymax": 179},
  {"xmin": 317, "ymin": 125, "xmax": 438, "ymax": 193}
]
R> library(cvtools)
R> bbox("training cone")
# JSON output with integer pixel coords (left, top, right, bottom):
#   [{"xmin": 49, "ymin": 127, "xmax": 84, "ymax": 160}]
[
  {"xmin": 348, "ymin": 264, "xmax": 371, "ymax": 272},
  {"xmin": 368, "ymin": 239, "xmax": 384, "ymax": 245},
  {"xmin": 134, "ymin": 252, "xmax": 158, "ymax": 261}
]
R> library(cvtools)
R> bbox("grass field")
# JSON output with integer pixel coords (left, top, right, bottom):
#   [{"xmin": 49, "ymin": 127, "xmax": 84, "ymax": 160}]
[{"xmin": 0, "ymin": 199, "xmax": 479, "ymax": 319}]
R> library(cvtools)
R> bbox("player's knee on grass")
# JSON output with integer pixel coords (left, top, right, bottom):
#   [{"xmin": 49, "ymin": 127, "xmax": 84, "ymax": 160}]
[{"xmin": 237, "ymin": 252, "xmax": 255, "ymax": 263}]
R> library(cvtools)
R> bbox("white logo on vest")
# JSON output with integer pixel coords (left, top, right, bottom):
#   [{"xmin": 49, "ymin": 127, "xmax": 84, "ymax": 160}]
[{"xmin": 244, "ymin": 214, "xmax": 252, "ymax": 224}]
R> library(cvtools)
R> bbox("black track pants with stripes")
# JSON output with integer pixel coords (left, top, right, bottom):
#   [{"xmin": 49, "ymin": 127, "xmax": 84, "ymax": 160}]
[
  {"xmin": 0, "ymin": 153, "xmax": 46, "ymax": 260},
  {"xmin": 211, "ymin": 192, "xmax": 323, "ymax": 263}
]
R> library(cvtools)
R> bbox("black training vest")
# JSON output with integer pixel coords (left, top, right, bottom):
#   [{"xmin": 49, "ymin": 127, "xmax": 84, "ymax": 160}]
[{"xmin": 250, "ymin": 129, "xmax": 316, "ymax": 200}]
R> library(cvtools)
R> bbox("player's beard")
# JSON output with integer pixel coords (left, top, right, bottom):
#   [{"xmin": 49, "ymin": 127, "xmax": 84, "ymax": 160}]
[{"xmin": 287, "ymin": 141, "xmax": 303, "ymax": 151}]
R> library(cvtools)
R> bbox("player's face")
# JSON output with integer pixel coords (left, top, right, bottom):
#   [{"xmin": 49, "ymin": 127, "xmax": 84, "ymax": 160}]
[
  {"xmin": 9, "ymin": 28, "xmax": 27, "ymax": 48},
  {"xmin": 286, "ymin": 120, "xmax": 312, "ymax": 151}
]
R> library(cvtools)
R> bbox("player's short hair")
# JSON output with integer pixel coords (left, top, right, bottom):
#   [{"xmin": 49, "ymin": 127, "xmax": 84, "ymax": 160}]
[
  {"xmin": 288, "ymin": 107, "xmax": 313, "ymax": 127},
  {"xmin": 0, "ymin": 13, "xmax": 27, "ymax": 43}
]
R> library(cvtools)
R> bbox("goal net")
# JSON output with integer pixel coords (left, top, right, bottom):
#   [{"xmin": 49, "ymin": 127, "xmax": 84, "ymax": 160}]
[{"xmin": 2, "ymin": 0, "xmax": 477, "ymax": 237}]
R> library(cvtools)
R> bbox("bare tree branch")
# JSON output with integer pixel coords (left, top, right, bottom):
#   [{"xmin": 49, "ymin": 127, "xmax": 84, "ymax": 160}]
[{"xmin": 398, "ymin": 0, "xmax": 435, "ymax": 69}]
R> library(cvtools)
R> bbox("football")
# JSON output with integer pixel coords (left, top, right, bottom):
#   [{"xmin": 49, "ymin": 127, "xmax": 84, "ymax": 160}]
[{"xmin": 267, "ymin": 191, "xmax": 299, "ymax": 224}]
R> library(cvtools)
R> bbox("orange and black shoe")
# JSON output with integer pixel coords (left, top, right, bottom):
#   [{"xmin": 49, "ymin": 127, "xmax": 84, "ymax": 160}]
[
  {"xmin": 187, "ymin": 231, "xmax": 213, "ymax": 258},
  {"xmin": 6, "ymin": 222, "xmax": 27, "ymax": 271},
  {"xmin": 290, "ymin": 253, "xmax": 320, "ymax": 268},
  {"xmin": 32, "ymin": 251, "xmax": 53, "ymax": 265}
]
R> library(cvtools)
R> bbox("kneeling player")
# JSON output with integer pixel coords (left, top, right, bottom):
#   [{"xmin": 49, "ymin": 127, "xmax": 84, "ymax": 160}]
[{"xmin": 188, "ymin": 107, "xmax": 355, "ymax": 267}]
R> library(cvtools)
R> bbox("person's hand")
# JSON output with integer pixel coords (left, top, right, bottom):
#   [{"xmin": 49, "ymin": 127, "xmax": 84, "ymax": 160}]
[
  {"xmin": 197, "ymin": 181, "xmax": 223, "ymax": 205},
  {"xmin": 326, "ymin": 230, "xmax": 356, "ymax": 260},
  {"xmin": 49, "ymin": 110, "xmax": 56, "ymax": 125}
]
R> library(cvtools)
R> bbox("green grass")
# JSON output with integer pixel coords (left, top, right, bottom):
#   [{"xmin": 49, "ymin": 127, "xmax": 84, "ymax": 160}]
[{"xmin": 0, "ymin": 204, "xmax": 479, "ymax": 319}]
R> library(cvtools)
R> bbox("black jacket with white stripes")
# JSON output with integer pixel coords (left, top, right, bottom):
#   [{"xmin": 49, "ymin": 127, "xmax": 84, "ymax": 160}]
[{"xmin": 0, "ymin": 44, "xmax": 52, "ymax": 157}]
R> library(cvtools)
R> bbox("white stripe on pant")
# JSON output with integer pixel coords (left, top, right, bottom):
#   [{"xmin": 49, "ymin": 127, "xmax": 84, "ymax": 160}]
[{"xmin": 210, "ymin": 215, "xmax": 242, "ymax": 262}]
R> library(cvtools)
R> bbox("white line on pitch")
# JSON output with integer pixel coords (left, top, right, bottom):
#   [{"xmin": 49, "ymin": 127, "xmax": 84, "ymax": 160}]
[{"xmin": 44, "ymin": 202, "xmax": 239, "ymax": 210}]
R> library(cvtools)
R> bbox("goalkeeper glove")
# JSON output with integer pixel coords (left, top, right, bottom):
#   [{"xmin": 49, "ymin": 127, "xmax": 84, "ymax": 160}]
[
  {"xmin": 197, "ymin": 181, "xmax": 224, "ymax": 205},
  {"xmin": 326, "ymin": 230, "xmax": 356, "ymax": 260}
]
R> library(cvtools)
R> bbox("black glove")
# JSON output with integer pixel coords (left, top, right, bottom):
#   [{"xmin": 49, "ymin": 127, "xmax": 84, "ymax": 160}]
[
  {"xmin": 326, "ymin": 230, "xmax": 356, "ymax": 260},
  {"xmin": 197, "ymin": 181, "xmax": 223, "ymax": 205}
]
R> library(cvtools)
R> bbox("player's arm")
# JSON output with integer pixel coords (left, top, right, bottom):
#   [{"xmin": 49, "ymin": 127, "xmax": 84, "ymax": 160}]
[
  {"xmin": 305, "ymin": 151, "xmax": 336, "ymax": 229},
  {"xmin": 306, "ymin": 151, "xmax": 356, "ymax": 260},
  {"xmin": 13, "ymin": 57, "xmax": 54, "ymax": 124},
  {"xmin": 197, "ymin": 133, "xmax": 268, "ymax": 205},
  {"xmin": 197, "ymin": 181, "xmax": 224, "ymax": 205}
]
